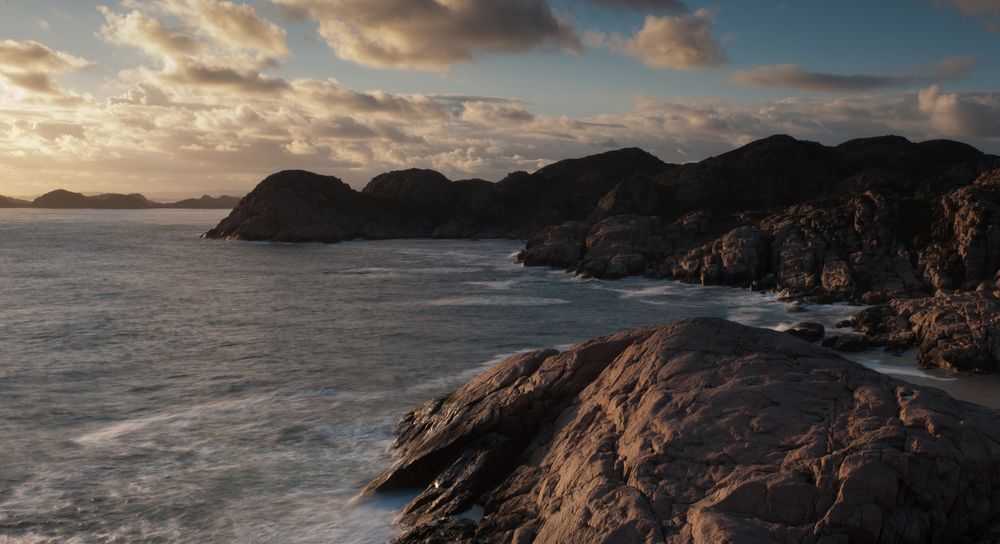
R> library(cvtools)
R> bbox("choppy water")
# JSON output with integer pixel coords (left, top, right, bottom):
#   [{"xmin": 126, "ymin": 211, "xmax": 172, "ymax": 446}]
[{"xmin": 1, "ymin": 209, "xmax": 997, "ymax": 543}]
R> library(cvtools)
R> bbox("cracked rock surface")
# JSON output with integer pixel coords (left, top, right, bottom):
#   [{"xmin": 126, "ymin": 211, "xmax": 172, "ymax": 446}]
[{"xmin": 369, "ymin": 318, "xmax": 1000, "ymax": 543}]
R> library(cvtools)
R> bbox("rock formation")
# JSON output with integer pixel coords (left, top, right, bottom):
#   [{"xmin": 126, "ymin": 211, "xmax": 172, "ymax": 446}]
[
  {"xmin": 368, "ymin": 318, "xmax": 1000, "ymax": 543},
  {"xmin": 851, "ymin": 293, "xmax": 1000, "ymax": 373},
  {"xmin": 203, "ymin": 135, "xmax": 1000, "ymax": 372}
]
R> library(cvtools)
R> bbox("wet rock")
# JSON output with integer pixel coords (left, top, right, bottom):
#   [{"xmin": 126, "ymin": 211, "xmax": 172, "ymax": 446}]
[
  {"xmin": 785, "ymin": 322, "xmax": 825, "ymax": 342},
  {"xmin": 370, "ymin": 318, "xmax": 1000, "ymax": 543},
  {"xmin": 822, "ymin": 334, "xmax": 873, "ymax": 352}
]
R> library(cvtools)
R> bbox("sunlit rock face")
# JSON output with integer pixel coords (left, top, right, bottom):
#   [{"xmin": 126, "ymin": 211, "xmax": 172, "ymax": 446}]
[{"xmin": 368, "ymin": 318, "xmax": 1000, "ymax": 544}]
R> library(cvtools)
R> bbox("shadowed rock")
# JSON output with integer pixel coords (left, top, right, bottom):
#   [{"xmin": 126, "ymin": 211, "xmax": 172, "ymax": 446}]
[
  {"xmin": 785, "ymin": 322, "xmax": 825, "ymax": 342},
  {"xmin": 369, "ymin": 318, "xmax": 1000, "ymax": 543},
  {"xmin": 202, "ymin": 170, "xmax": 401, "ymax": 242}
]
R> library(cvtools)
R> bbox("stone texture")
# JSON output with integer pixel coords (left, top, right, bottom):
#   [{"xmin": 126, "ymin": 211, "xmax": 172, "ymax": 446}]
[
  {"xmin": 852, "ymin": 293, "xmax": 1000, "ymax": 373},
  {"xmin": 370, "ymin": 318, "xmax": 1000, "ymax": 543}
]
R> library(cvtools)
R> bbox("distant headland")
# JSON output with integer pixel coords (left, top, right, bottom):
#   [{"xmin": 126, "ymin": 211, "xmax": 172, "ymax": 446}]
[{"xmin": 0, "ymin": 189, "xmax": 240, "ymax": 210}]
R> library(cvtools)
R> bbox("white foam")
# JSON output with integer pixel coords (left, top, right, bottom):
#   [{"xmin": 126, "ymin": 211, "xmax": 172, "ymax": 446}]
[
  {"xmin": 464, "ymin": 279, "xmax": 521, "ymax": 290},
  {"xmin": 426, "ymin": 296, "xmax": 570, "ymax": 307}
]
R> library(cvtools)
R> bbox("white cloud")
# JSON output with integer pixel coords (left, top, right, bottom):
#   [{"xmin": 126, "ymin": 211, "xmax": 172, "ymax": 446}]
[
  {"xmin": 590, "ymin": 9, "xmax": 725, "ymax": 70},
  {"xmin": 158, "ymin": 0, "xmax": 289, "ymax": 57},
  {"xmin": 918, "ymin": 85, "xmax": 1000, "ymax": 138}
]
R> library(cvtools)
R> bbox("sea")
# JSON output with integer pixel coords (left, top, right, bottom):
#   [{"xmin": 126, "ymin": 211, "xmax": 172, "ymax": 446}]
[{"xmin": 1, "ymin": 209, "xmax": 997, "ymax": 543}]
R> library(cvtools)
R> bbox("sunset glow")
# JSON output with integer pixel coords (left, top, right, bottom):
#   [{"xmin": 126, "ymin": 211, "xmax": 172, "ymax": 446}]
[{"xmin": 1, "ymin": 0, "xmax": 998, "ymax": 198}]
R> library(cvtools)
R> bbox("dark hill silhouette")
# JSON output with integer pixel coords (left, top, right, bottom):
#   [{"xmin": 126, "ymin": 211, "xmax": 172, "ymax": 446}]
[{"xmin": 0, "ymin": 190, "xmax": 241, "ymax": 209}]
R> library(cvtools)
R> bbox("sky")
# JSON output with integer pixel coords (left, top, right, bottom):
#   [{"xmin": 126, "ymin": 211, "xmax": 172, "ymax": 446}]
[{"xmin": 0, "ymin": 0, "xmax": 999, "ymax": 198}]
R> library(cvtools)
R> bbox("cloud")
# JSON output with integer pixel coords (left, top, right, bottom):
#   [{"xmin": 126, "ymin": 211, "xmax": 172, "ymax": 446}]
[
  {"xmin": 157, "ymin": 0, "xmax": 289, "ymax": 56},
  {"xmin": 585, "ymin": 0, "xmax": 688, "ymax": 12},
  {"xmin": 0, "ymin": 39, "xmax": 92, "ymax": 99},
  {"xmin": 271, "ymin": 0, "xmax": 582, "ymax": 69},
  {"xmin": 160, "ymin": 58, "xmax": 290, "ymax": 94},
  {"xmin": 919, "ymin": 85, "xmax": 1000, "ymax": 138},
  {"xmin": 98, "ymin": 3, "xmax": 288, "ymax": 97},
  {"xmin": 0, "ymin": 39, "xmax": 92, "ymax": 73},
  {"xmin": 730, "ymin": 56, "xmax": 977, "ymax": 92},
  {"xmin": 589, "ymin": 9, "xmax": 726, "ymax": 70},
  {"xmin": 98, "ymin": 7, "xmax": 200, "ymax": 57}
]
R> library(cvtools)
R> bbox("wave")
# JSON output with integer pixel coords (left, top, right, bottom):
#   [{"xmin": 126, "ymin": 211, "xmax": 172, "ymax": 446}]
[
  {"xmin": 426, "ymin": 296, "xmax": 570, "ymax": 307},
  {"xmin": 463, "ymin": 279, "xmax": 521, "ymax": 290}
]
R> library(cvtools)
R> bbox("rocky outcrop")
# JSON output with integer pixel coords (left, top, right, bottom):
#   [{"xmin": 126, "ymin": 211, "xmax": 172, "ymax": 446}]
[
  {"xmin": 852, "ymin": 293, "xmax": 1000, "ymax": 373},
  {"xmin": 205, "ymin": 148, "xmax": 673, "ymax": 242},
  {"xmin": 369, "ymin": 318, "xmax": 1000, "ymax": 543},
  {"xmin": 204, "ymin": 135, "xmax": 1000, "ymax": 372},
  {"xmin": 202, "ymin": 170, "xmax": 404, "ymax": 242}
]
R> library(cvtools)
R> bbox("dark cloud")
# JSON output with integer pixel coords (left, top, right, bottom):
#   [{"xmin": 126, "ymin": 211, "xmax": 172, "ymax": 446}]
[
  {"xmin": 730, "ymin": 56, "xmax": 977, "ymax": 92},
  {"xmin": 0, "ymin": 39, "xmax": 91, "ymax": 99},
  {"xmin": 271, "ymin": 0, "xmax": 581, "ymax": 69},
  {"xmin": 162, "ymin": 59, "xmax": 290, "ymax": 94}
]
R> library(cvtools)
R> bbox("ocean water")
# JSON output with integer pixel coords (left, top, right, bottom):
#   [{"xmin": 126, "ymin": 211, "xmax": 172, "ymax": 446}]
[{"xmin": 1, "ymin": 209, "xmax": 997, "ymax": 543}]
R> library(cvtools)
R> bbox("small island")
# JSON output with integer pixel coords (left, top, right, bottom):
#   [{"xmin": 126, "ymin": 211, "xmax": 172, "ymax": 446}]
[{"xmin": 0, "ymin": 189, "xmax": 240, "ymax": 209}]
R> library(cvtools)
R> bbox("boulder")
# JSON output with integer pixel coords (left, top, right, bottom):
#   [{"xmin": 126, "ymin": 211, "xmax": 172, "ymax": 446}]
[
  {"xmin": 518, "ymin": 222, "xmax": 590, "ymax": 268},
  {"xmin": 785, "ymin": 322, "xmax": 825, "ymax": 342},
  {"xmin": 822, "ymin": 334, "xmax": 873, "ymax": 352},
  {"xmin": 370, "ymin": 318, "xmax": 1000, "ymax": 543}
]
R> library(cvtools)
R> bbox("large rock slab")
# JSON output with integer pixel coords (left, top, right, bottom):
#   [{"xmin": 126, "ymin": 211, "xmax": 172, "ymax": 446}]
[{"xmin": 369, "ymin": 318, "xmax": 1000, "ymax": 543}]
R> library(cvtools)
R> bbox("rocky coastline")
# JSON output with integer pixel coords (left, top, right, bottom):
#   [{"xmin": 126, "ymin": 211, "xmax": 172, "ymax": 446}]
[
  {"xmin": 367, "ymin": 318, "xmax": 1000, "ymax": 543},
  {"xmin": 204, "ymin": 134, "xmax": 1000, "ymax": 375}
]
